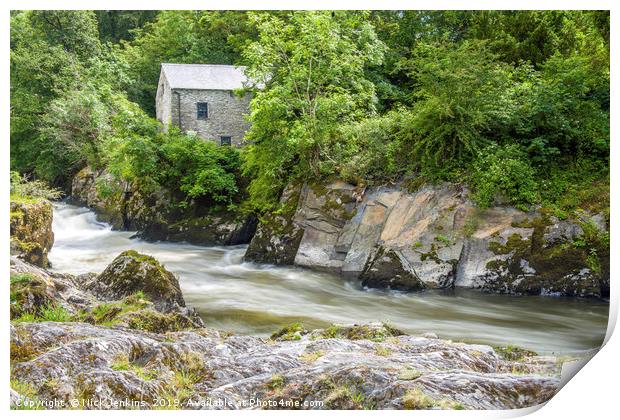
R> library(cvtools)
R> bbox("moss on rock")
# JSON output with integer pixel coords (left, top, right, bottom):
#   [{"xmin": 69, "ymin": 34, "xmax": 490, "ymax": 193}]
[
  {"xmin": 10, "ymin": 200, "xmax": 54, "ymax": 267},
  {"xmin": 94, "ymin": 251, "xmax": 185, "ymax": 311}
]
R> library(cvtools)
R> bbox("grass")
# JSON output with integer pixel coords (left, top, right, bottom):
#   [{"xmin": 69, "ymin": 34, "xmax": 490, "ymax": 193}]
[
  {"xmin": 12, "ymin": 304, "xmax": 71, "ymax": 323},
  {"xmin": 299, "ymin": 350, "xmax": 324, "ymax": 363},
  {"xmin": 493, "ymin": 345, "xmax": 538, "ymax": 362},
  {"xmin": 270, "ymin": 322, "xmax": 305, "ymax": 341},
  {"xmin": 10, "ymin": 379, "xmax": 41, "ymax": 410},
  {"xmin": 402, "ymin": 387, "xmax": 436, "ymax": 409},
  {"xmin": 267, "ymin": 374, "xmax": 285, "ymax": 391},
  {"xmin": 375, "ymin": 345, "xmax": 392, "ymax": 357},
  {"xmin": 397, "ymin": 368, "xmax": 422, "ymax": 381}
]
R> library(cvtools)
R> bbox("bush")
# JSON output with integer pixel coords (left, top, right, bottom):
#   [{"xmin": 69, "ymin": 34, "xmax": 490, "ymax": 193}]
[
  {"xmin": 470, "ymin": 144, "xmax": 538, "ymax": 210},
  {"xmin": 10, "ymin": 171, "xmax": 62, "ymax": 201},
  {"xmin": 105, "ymin": 128, "xmax": 242, "ymax": 206}
]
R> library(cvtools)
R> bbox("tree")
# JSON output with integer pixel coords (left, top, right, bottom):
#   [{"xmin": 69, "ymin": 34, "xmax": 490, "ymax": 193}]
[
  {"xmin": 242, "ymin": 11, "xmax": 384, "ymax": 210},
  {"xmin": 400, "ymin": 40, "xmax": 514, "ymax": 171}
]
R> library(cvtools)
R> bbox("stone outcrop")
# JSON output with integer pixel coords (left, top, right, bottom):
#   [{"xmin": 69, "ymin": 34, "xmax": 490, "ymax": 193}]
[
  {"xmin": 360, "ymin": 247, "xmax": 426, "ymax": 291},
  {"xmin": 244, "ymin": 181, "xmax": 609, "ymax": 297},
  {"xmin": 10, "ymin": 199, "xmax": 54, "ymax": 267},
  {"xmin": 91, "ymin": 250, "xmax": 185, "ymax": 313},
  {"xmin": 244, "ymin": 184, "xmax": 305, "ymax": 265},
  {"xmin": 70, "ymin": 166, "xmax": 256, "ymax": 246},
  {"xmin": 10, "ymin": 254, "xmax": 203, "ymax": 331},
  {"xmin": 10, "ymin": 321, "xmax": 560, "ymax": 410}
]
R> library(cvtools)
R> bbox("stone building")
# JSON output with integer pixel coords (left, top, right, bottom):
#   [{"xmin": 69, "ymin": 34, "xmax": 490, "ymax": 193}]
[{"xmin": 155, "ymin": 63, "xmax": 252, "ymax": 147}]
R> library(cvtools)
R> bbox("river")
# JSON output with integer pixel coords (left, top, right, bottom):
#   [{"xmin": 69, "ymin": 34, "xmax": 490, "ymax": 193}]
[{"xmin": 48, "ymin": 202, "xmax": 609, "ymax": 355}]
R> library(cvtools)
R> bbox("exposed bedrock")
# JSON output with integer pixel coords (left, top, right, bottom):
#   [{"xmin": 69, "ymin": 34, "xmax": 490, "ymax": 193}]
[
  {"xmin": 10, "ymin": 199, "xmax": 54, "ymax": 268},
  {"xmin": 244, "ymin": 180, "xmax": 609, "ymax": 297},
  {"xmin": 70, "ymin": 166, "xmax": 256, "ymax": 246},
  {"xmin": 10, "ymin": 321, "xmax": 560, "ymax": 410}
]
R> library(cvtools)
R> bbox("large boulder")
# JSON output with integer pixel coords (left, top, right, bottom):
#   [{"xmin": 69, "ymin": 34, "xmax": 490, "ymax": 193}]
[
  {"xmin": 91, "ymin": 250, "xmax": 185, "ymax": 312},
  {"xmin": 71, "ymin": 166, "xmax": 254, "ymax": 246},
  {"xmin": 10, "ymin": 200, "xmax": 54, "ymax": 267},
  {"xmin": 71, "ymin": 166, "xmax": 128, "ymax": 229},
  {"xmin": 139, "ymin": 213, "xmax": 257, "ymax": 245}
]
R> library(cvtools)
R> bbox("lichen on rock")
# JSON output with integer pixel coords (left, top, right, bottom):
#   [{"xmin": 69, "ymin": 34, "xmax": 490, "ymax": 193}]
[
  {"xmin": 10, "ymin": 200, "xmax": 54, "ymax": 267},
  {"xmin": 89, "ymin": 250, "xmax": 185, "ymax": 312}
]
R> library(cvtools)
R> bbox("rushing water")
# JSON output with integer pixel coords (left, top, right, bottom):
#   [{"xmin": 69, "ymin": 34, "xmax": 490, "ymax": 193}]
[{"xmin": 48, "ymin": 202, "xmax": 609, "ymax": 355}]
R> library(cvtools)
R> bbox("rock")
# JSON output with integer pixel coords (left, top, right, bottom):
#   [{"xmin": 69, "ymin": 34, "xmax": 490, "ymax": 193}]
[
  {"xmin": 293, "ymin": 181, "xmax": 361, "ymax": 271},
  {"xmin": 139, "ymin": 214, "xmax": 257, "ymax": 246},
  {"xmin": 70, "ymin": 166, "xmax": 127, "ymax": 229},
  {"xmin": 246, "ymin": 180, "xmax": 609, "ymax": 297},
  {"xmin": 10, "ymin": 255, "xmax": 203, "ymax": 332},
  {"xmin": 10, "ymin": 200, "xmax": 54, "ymax": 267},
  {"xmin": 245, "ymin": 183, "xmax": 305, "ymax": 264},
  {"xmin": 458, "ymin": 214, "xmax": 607, "ymax": 297},
  {"xmin": 91, "ymin": 250, "xmax": 185, "ymax": 312},
  {"xmin": 360, "ymin": 247, "xmax": 426, "ymax": 291},
  {"xmin": 9, "ymin": 321, "xmax": 561, "ymax": 410},
  {"xmin": 71, "ymin": 166, "xmax": 254, "ymax": 246}
]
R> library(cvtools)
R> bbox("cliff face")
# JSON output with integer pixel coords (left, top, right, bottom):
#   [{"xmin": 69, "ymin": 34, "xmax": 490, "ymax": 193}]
[
  {"xmin": 10, "ymin": 200, "xmax": 54, "ymax": 267},
  {"xmin": 245, "ymin": 181, "xmax": 609, "ymax": 298},
  {"xmin": 71, "ymin": 167, "xmax": 256, "ymax": 246}
]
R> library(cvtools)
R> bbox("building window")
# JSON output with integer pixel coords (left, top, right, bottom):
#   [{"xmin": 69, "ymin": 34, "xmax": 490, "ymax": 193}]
[
  {"xmin": 220, "ymin": 136, "xmax": 232, "ymax": 146},
  {"xmin": 197, "ymin": 102, "xmax": 208, "ymax": 119}
]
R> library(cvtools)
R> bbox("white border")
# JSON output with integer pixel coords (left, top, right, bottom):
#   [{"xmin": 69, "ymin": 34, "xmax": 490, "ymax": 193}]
[{"xmin": 2, "ymin": 2, "xmax": 616, "ymax": 419}]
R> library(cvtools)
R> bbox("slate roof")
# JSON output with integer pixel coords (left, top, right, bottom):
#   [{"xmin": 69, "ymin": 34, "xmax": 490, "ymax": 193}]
[{"xmin": 161, "ymin": 63, "xmax": 249, "ymax": 90}]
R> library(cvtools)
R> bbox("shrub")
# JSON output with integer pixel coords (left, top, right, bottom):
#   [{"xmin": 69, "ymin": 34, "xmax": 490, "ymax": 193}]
[
  {"xmin": 470, "ymin": 144, "xmax": 538, "ymax": 210},
  {"xmin": 10, "ymin": 172, "xmax": 62, "ymax": 201}
]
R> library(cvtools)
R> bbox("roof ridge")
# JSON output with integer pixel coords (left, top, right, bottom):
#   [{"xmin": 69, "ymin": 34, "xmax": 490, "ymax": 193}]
[{"xmin": 161, "ymin": 63, "xmax": 246, "ymax": 68}]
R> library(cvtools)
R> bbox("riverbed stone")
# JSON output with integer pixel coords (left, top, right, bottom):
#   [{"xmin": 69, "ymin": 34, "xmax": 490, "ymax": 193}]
[
  {"xmin": 360, "ymin": 247, "xmax": 426, "ymax": 291},
  {"xmin": 244, "ymin": 183, "xmax": 305, "ymax": 265},
  {"xmin": 92, "ymin": 250, "xmax": 185, "ymax": 312}
]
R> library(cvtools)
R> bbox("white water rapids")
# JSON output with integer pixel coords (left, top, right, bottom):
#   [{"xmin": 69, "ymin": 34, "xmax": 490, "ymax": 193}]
[{"xmin": 48, "ymin": 202, "xmax": 609, "ymax": 355}]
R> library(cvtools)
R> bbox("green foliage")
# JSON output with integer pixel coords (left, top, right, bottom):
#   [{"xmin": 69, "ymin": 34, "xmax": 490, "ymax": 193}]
[
  {"xmin": 470, "ymin": 145, "xmax": 538, "ymax": 211},
  {"xmin": 105, "ymin": 127, "xmax": 242, "ymax": 205},
  {"xmin": 242, "ymin": 11, "xmax": 385, "ymax": 210},
  {"xmin": 10, "ymin": 10, "xmax": 609, "ymax": 216},
  {"xmin": 402, "ymin": 40, "xmax": 514, "ymax": 169},
  {"xmin": 39, "ymin": 304, "xmax": 72, "ymax": 322},
  {"xmin": 10, "ymin": 172, "xmax": 62, "ymax": 201}
]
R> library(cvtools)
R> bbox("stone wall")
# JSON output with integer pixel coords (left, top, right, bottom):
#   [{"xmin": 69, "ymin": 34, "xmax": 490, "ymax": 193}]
[
  {"xmin": 166, "ymin": 88, "xmax": 251, "ymax": 147},
  {"xmin": 155, "ymin": 71, "xmax": 172, "ymax": 127}
]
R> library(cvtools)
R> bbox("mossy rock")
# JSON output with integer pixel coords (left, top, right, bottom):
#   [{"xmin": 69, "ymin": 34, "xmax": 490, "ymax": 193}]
[
  {"xmin": 95, "ymin": 251, "xmax": 185, "ymax": 311},
  {"xmin": 10, "ymin": 273, "xmax": 53, "ymax": 320},
  {"xmin": 483, "ymin": 214, "xmax": 608, "ymax": 297},
  {"xmin": 493, "ymin": 345, "xmax": 537, "ymax": 362},
  {"xmin": 10, "ymin": 200, "xmax": 54, "ymax": 267},
  {"xmin": 244, "ymin": 183, "xmax": 304, "ymax": 265},
  {"xmin": 360, "ymin": 247, "xmax": 426, "ymax": 291},
  {"xmin": 271, "ymin": 322, "xmax": 307, "ymax": 341},
  {"xmin": 318, "ymin": 323, "xmax": 405, "ymax": 342}
]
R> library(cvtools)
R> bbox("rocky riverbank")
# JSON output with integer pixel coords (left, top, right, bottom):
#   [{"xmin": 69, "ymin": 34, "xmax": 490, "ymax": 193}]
[
  {"xmin": 70, "ymin": 167, "xmax": 257, "ymax": 246},
  {"xmin": 10, "ymin": 251, "xmax": 561, "ymax": 410},
  {"xmin": 10, "ymin": 198, "xmax": 54, "ymax": 268},
  {"xmin": 68, "ymin": 168, "xmax": 610, "ymax": 298},
  {"xmin": 245, "ymin": 181, "xmax": 610, "ymax": 298}
]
